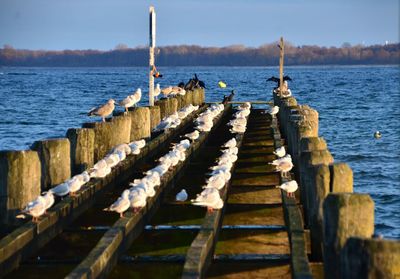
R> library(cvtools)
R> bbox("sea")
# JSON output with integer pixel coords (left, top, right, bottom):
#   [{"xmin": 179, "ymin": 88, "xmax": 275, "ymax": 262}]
[{"xmin": 0, "ymin": 65, "xmax": 399, "ymax": 239}]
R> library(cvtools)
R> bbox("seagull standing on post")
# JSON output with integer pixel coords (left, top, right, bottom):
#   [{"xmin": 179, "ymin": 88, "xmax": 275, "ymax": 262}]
[{"xmin": 87, "ymin": 99, "xmax": 116, "ymax": 122}]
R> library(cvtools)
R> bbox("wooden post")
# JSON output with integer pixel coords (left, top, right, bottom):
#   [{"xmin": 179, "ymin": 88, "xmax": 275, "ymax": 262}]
[
  {"xmin": 149, "ymin": 6, "xmax": 156, "ymax": 106},
  {"xmin": 279, "ymin": 37, "xmax": 284, "ymax": 94}
]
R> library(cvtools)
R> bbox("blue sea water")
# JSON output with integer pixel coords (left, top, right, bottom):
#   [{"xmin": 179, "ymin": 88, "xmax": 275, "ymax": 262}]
[{"xmin": 0, "ymin": 66, "xmax": 399, "ymax": 239}]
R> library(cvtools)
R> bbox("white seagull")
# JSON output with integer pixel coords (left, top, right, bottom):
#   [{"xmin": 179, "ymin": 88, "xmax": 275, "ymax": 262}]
[
  {"xmin": 266, "ymin": 106, "xmax": 279, "ymax": 117},
  {"xmin": 16, "ymin": 196, "xmax": 46, "ymax": 222},
  {"xmin": 103, "ymin": 190, "xmax": 131, "ymax": 217},
  {"xmin": 192, "ymin": 188, "xmax": 224, "ymax": 212},
  {"xmin": 276, "ymin": 180, "xmax": 298, "ymax": 197},
  {"xmin": 223, "ymin": 138, "xmax": 237, "ymax": 148},
  {"xmin": 176, "ymin": 189, "xmax": 188, "ymax": 202}
]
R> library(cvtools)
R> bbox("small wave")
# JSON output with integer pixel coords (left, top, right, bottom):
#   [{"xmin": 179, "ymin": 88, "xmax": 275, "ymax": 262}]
[{"xmin": 7, "ymin": 72, "xmax": 37, "ymax": 76}]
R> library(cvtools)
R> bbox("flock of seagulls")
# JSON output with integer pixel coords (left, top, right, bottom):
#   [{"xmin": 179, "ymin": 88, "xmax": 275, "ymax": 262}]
[
  {"xmin": 86, "ymin": 73, "xmax": 206, "ymax": 123},
  {"xmin": 194, "ymin": 103, "xmax": 225, "ymax": 132},
  {"xmin": 16, "ymin": 139, "xmax": 147, "ymax": 222},
  {"xmin": 153, "ymin": 104, "xmax": 199, "ymax": 132},
  {"xmin": 104, "ymin": 103, "xmax": 222, "ymax": 217},
  {"xmin": 229, "ymin": 102, "xmax": 251, "ymax": 134},
  {"xmin": 191, "ymin": 103, "xmax": 251, "ymax": 212}
]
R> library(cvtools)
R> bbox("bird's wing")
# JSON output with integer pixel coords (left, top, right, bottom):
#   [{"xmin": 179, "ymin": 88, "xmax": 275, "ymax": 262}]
[{"xmin": 267, "ymin": 76, "xmax": 279, "ymax": 82}]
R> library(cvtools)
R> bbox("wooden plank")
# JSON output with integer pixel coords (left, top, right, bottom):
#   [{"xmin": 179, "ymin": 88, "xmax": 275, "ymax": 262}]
[
  {"xmin": 228, "ymin": 187, "xmax": 282, "ymax": 204},
  {"xmin": 215, "ymin": 229, "xmax": 290, "ymax": 255},
  {"xmin": 222, "ymin": 204, "xmax": 285, "ymax": 226},
  {"xmin": 271, "ymin": 120, "xmax": 313, "ymax": 279}
]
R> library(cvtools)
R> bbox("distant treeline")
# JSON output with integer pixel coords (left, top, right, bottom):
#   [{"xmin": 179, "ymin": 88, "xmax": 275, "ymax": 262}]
[{"xmin": 0, "ymin": 43, "xmax": 399, "ymax": 66}]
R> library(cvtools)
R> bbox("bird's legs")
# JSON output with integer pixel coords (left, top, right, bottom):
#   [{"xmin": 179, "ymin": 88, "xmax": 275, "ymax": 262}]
[
  {"xmin": 102, "ymin": 117, "xmax": 105, "ymax": 122},
  {"xmin": 207, "ymin": 207, "xmax": 214, "ymax": 213},
  {"xmin": 120, "ymin": 212, "xmax": 124, "ymax": 218}
]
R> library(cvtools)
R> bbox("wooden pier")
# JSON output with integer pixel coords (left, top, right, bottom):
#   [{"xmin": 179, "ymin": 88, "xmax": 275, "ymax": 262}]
[{"xmin": 0, "ymin": 88, "xmax": 399, "ymax": 278}]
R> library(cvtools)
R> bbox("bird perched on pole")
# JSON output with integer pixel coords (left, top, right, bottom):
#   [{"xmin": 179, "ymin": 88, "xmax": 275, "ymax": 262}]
[{"xmin": 266, "ymin": 75, "xmax": 292, "ymax": 88}]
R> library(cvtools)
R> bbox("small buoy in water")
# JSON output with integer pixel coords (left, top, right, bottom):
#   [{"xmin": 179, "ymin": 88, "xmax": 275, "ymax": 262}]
[
  {"xmin": 218, "ymin": 81, "xmax": 227, "ymax": 88},
  {"xmin": 374, "ymin": 131, "xmax": 382, "ymax": 139}
]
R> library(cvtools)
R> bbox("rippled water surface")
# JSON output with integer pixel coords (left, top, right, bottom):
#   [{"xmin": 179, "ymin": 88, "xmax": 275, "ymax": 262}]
[{"xmin": 0, "ymin": 66, "xmax": 399, "ymax": 238}]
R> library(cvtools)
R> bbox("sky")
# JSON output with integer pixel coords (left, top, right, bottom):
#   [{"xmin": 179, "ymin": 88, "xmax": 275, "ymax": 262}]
[{"xmin": 0, "ymin": 0, "xmax": 398, "ymax": 50}]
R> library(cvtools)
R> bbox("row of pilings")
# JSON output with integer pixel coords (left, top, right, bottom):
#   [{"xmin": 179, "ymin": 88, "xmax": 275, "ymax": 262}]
[
  {"xmin": 273, "ymin": 92, "xmax": 399, "ymax": 279},
  {"xmin": 0, "ymin": 89, "xmax": 205, "ymax": 227}
]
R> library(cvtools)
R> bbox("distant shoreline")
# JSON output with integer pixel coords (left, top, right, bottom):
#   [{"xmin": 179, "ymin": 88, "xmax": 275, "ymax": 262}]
[{"xmin": 1, "ymin": 43, "xmax": 399, "ymax": 67}]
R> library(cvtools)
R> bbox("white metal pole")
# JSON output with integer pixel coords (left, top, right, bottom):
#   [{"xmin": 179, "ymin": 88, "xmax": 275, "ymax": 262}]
[{"xmin": 149, "ymin": 6, "xmax": 156, "ymax": 106}]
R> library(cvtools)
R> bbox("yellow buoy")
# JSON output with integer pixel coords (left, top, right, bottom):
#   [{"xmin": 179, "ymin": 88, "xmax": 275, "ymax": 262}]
[{"xmin": 218, "ymin": 81, "xmax": 227, "ymax": 88}]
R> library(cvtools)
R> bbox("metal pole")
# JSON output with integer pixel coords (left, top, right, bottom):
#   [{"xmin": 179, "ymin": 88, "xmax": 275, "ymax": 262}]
[
  {"xmin": 279, "ymin": 37, "xmax": 284, "ymax": 95},
  {"xmin": 149, "ymin": 6, "xmax": 156, "ymax": 106}
]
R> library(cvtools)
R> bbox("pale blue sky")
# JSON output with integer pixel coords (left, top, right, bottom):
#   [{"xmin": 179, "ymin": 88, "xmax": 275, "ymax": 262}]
[{"xmin": 0, "ymin": 0, "xmax": 398, "ymax": 50}]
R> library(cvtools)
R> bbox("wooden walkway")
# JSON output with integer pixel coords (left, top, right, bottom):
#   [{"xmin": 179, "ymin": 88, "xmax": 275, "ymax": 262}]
[{"xmin": 3, "ymin": 107, "xmax": 321, "ymax": 278}]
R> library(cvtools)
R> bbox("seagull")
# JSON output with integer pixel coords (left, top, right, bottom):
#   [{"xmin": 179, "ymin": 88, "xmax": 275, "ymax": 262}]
[
  {"xmin": 204, "ymin": 173, "xmax": 226, "ymax": 190},
  {"xmin": 50, "ymin": 182, "xmax": 70, "ymax": 197},
  {"xmin": 104, "ymin": 153, "xmax": 121, "ymax": 168},
  {"xmin": 192, "ymin": 188, "xmax": 223, "ymax": 212},
  {"xmin": 103, "ymin": 190, "xmax": 130, "ymax": 217},
  {"xmin": 176, "ymin": 189, "xmax": 188, "ymax": 202},
  {"xmin": 128, "ymin": 188, "xmax": 147, "ymax": 213},
  {"xmin": 276, "ymin": 180, "xmax": 298, "ymax": 197},
  {"xmin": 374, "ymin": 131, "xmax": 382, "ymax": 139},
  {"xmin": 171, "ymin": 86, "xmax": 186, "ymax": 96},
  {"xmin": 119, "ymin": 95, "xmax": 136, "ymax": 113},
  {"xmin": 269, "ymin": 154, "xmax": 292, "ymax": 166},
  {"xmin": 87, "ymin": 99, "xmax": 115, "ymax": 122},
  {"xmin": 129, "ymin": 139, "xmax": 146, "ymax": 150},
  {"xmin": 223, "ymin": 138, "xmax": 237, "ymax": 148},
  {"xmin": 161, "ymin": 86, "xmax": 173, "ymax": 98},
  {"xmin": 130, "ymin": 88, "xmax": 142, "ymax": 107},
  {"xmin": 230, "ymin": 124, "xmax": 246, "ymax": 134},
  {"xmin": 16, "ymin": 196, "xmax": 46, "ymax": 222},
  {"xmin": 183, "ymin": 130, "xmax": 200, "ymax": 141},
  {"xmin": 154, "ymin": 84, "xmax": 161, "ymax": 100},
  {"xmin": 275, "ymin": 160, "xmax": 294, "ymax": 178},
  {"xmin": 130, "ymin": 181, "xmax": 155, "ymax": 198},
  {"xmin": 273, "ymin": 146, "xmax": 286, "ymax": 158},
  {"xmin": 266, "ymin": 106, "xmax": 279, "ymax": 117},
  {"xmin": 69, "ymin": 171, "xmax": 90, "ymax": 197}
]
